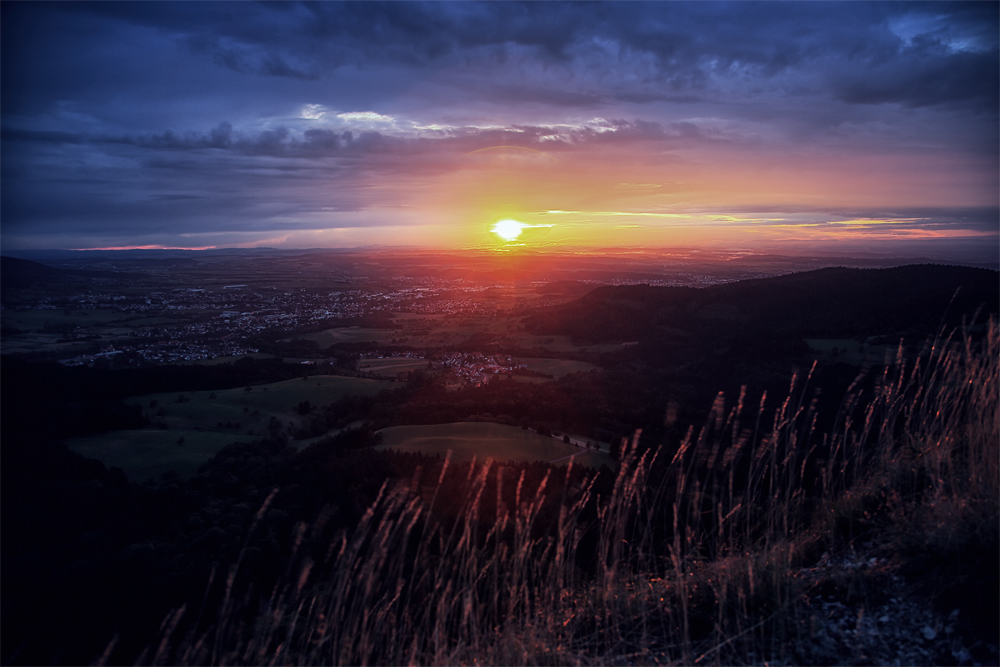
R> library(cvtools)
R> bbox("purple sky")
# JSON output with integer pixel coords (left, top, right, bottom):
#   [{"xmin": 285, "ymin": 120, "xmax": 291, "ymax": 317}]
[{"xmin": 2, "ymin": 2, "xmax": 997, "ymax": 256}]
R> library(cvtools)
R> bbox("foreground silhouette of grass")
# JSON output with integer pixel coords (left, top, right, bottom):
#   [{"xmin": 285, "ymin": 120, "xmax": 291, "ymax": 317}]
[{"xmin": 130, "ymin": 320, "xmax": 998, "ymax": 666}]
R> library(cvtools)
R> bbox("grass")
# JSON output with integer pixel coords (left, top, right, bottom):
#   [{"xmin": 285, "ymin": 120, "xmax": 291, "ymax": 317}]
[
  {"xmin": 62, "ymin": 376, "xmax": 397, "ymax": 481},
  {"xmin": 517, "ymin": 357, "xmax": 598, "ymax": 378},
  {"xmin": 63, "ymin": 430, "xmax": 260, "ymax": 482},
  {"xmin": 507, "ymin": 332, "xmax": 631, "ymax": 353},
  {"xmin": 184, "ymin": 352, "xmax": 276, "ymax": 366},
  {"xmin": 136, "ymin": 320, "xmax": 998, "ymax": 665},
  {"xmin": 127, "ymin": 375, "xmax": 394, "ymax": 434},
  {"xmin": 299, "ymin": 327, "xmax": 398, "ymax": 347},
  {"xmin": 377, "ymin": 422, "xmax": 615, "ymax": 468},
  {"xmin": 359, "ymin": 357, "xmax": 429, "ymax": 374}
]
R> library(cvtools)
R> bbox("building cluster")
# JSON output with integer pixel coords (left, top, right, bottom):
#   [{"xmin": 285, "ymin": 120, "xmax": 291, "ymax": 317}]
[{"xmin": 433, "ymin": 352, "xmax": 527, "ymax": 387}]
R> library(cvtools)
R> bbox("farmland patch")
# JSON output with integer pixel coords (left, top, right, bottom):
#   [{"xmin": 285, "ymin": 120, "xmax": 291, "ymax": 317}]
[{"xmin": 377, "ymin": 422, "xmax": 615, "ymax": 468}]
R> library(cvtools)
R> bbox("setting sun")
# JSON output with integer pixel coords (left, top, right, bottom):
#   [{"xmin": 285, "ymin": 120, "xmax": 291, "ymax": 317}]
[{"xmin": 492, "ymin": 219, "xmax": 526, "ymax": 241}]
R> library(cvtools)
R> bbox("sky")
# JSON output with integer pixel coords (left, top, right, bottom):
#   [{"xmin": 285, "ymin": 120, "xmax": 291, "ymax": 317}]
[{"xmin": 2, "ymin": 1, "xmax": 998, "ymax": 255}]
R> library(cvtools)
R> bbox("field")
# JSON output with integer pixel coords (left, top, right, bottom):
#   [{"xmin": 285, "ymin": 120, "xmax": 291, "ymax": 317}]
[
  {"xmin": 517, "ymin": 357, "xmax": 598, "ymax": 377},
  {"xmin": 359, "ymin": 357, "xmax": 429, "ymax": 374},
  {"xmin": 64, "ymin": 429, "xmax": 259, "ymax": 482},
  {"xmin": 128, "ymin": 375, "xmax": 395, "ymax": 434},
  {"xmin": 295, "ymin": 318, "xmax": 634, "ymax": 356},
  {"xmin": 300, "ymin": 327, "xmax": 398, "ymax": 347},
  {"xmin": 377, "ymin": 421, "xmax": 615, "ymax": 468},
  {"xmin": 61, "ymin": 375, "xmax": 398, "ymax": 482},
  {"xmin": 0, "ymin": 308, "xmax": 196, "ymax": 356},
  {"xmin": 184, "ymin": 352, "xmax": 276, "ymax": 366},
  {"xmin": 507, "ymin": 332, "xmax": 633, "ymax": 353}
]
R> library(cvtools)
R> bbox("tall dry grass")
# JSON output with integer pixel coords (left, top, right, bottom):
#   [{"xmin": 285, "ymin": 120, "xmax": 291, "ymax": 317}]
[{"xmin": 136, "ymin": 320, "xmax": 998, "ymax": 665}]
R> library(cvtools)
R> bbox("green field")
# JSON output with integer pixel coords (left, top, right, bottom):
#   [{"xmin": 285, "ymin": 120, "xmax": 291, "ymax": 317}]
[
  {"xmin": 507, "ymin": 332, "xmax": 632, "ymax": 354},
  {"xmin": 129, "ymin": 375, "xmax": 396, "ymax": 433},
  {"xmin": 377, "ymin": 422, "xmax": 615, "ymax": 468},
  {"xmin": 359, "ymin": 357, "xmax": 429, "ymax": 374},
  {"xmin": 64, "ymin": 429, "xmax": 260, "ymax": 482},
  {"xmin": 64, "ymin": 375, "xmax": 397, "ymax": 483},
  {"xmin": 517, "ymin": 357, "xmax": 598, "ymax": 377},
  {"xmin": 300, "ymin": 326, "xmax": 397, "ymax": 347},
  {"xmin": 184, "ymin": 352, "xmax": 277, "ymax": 366}
]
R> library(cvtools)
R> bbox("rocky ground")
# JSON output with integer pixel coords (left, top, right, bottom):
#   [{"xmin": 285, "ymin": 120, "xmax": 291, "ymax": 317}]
[{"xmin": 789, "ymin": 548, "xmax": 998, "ymax": 666}]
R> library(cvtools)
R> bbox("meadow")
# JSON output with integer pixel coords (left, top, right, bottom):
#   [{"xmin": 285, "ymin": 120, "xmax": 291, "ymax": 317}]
[
  {"xmin": 61, "ymin": 375, "xmax": 397, "ymax": 482},
  {"xmin": 126, "ymin": 374, "xmax": 394, "ymax": 433},
  {"xmin": 64, "ymin": 429, "xmax": 260, "ymax": 482},
  {"xmin": 377, "ymin": 421, "xmax": 614, "ymax": 468},
  {"xmin": 297, "ymin": 320, "xmax": 629, "ymax": 355},
  {"xmin": 359, "ymin": 357, "xmax": 430, "ymax": 375},
  {"xmin": 517, "ymin": 357, "xmax": 598, "ymax": 377},
  {"xmin": 299, "ymin": 326, "xmax": 399, "ymax": 347}
]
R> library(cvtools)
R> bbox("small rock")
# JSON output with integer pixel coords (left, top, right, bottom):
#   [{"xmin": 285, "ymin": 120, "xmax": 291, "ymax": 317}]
[
  {"xmin": 922, "ymin": 625, "xmax": 937, "ymax": 640},
  {"xmin": 879, "ymin": 614, "xmax": 890, "ymax": 623}
]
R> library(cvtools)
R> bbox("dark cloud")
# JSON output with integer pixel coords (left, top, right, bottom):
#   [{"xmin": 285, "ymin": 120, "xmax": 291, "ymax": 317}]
[
  {"xmin": 6, "ymin": 2, "xmax": 998, "ymax": 115},
  {"xmin": 833, "ymin": 46, "xmax": 999, "ymax": 109},
  {"xmin": 2, "ymin": 128, "xmax": 84, "ymax": 145},
  {"xmin": 183, "ymin": 33, "xmax": 319, "ymax": 80}
]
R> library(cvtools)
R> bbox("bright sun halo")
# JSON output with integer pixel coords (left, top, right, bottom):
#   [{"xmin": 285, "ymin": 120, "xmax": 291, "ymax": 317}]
[{"xmin": 492, "ymin": 219, "xmax": 525, "ymax": 241}]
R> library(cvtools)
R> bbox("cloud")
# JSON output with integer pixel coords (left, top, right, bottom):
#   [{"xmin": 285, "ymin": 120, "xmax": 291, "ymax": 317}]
[
  {"xmin": 1, "ymin": 2, "xmax": 996, "ymax": 251},
  {"xmin": 6, "ymin": 115, "xmax": 714, "ymax": 161},
  {"xmin": 832, "ymin": 46, "xmax": 998, "ymax": 109},
  {"xmin": 183, "ymin": 33, "xmax": 319, "ymax": 80},
  {"xmin": 335, "ymin": 111, "xmax": 396, "ymax": 123}
]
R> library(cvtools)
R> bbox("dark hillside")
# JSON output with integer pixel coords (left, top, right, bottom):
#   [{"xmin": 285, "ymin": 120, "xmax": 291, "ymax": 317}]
[
  {"xmin": 521, "ymin": 265, "xmax": 998, "ymax": 446},
  {"xmin": 1, "ymin": 255, "xmax": 147, "ymax": 302},
  {"xmin": 525, "ymin": 265, "xmax": 998, "ymax": 344},
  {"xmin": 1, "ymin": 256, "xmax": 69, "ymax": 291}
]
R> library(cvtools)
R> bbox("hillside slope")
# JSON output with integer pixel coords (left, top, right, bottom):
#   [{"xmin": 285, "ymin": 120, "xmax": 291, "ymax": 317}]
[{"xmin": 525, "ymin": 265, "xmax": 999, "ymax": 344}]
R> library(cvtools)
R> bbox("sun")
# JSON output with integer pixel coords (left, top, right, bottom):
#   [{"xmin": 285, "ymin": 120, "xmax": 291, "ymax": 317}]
[{"xmin": 492, "ymin": 219, "xmax": 526, "ymax": 241}]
